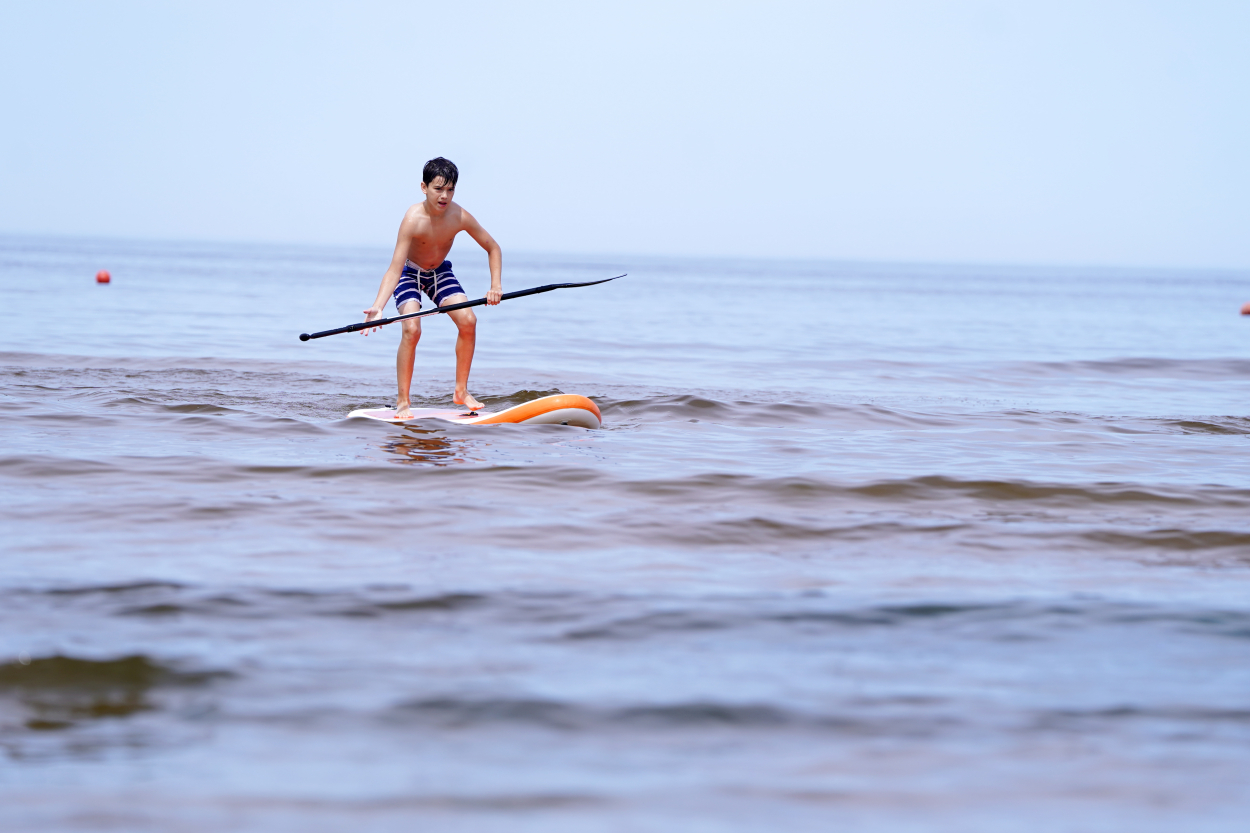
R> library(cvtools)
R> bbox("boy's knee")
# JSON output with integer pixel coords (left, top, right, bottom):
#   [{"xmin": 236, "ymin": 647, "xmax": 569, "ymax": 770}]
[
  {"xmin": 458, "ymin": 311, "xmax": 477, "ymax": 331},
  {"xmin": 401, "ymin": 321, "xmax": 421, "ymax": 338}
]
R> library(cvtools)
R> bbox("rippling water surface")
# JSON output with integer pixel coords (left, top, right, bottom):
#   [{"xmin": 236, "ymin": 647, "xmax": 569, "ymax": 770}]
[{"xmin": 2, "ymin": 235, "xmax": 1249, "ymax": 831}]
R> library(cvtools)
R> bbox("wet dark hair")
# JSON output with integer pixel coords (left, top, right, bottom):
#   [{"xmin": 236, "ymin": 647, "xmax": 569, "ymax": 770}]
[{"xmin": 423, "ymin": 157, "xmax": 459, "ymax": 187}]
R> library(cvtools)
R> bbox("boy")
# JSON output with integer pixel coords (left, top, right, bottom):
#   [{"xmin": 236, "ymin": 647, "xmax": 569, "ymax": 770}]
[{"xmin": 362, "ymin": 157, "xmax": 502, "ymax": 417}]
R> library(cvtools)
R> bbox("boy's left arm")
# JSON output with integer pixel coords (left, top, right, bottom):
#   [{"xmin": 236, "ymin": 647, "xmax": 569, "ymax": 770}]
[{"xmin": 462, "ymin": 211, "xmax": 502, "ymax": 305}]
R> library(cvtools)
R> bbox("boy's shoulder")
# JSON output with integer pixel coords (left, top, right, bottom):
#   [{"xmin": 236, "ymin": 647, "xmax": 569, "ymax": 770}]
[{"xmin": 403, "ymin": 202, "xmax": 431, "ymax": 222}]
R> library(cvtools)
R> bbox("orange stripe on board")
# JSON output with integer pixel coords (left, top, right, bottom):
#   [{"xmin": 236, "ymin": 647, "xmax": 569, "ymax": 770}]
[{"xmin": 471, "ymin": 394, "xmax": 601, "ymax": 425}]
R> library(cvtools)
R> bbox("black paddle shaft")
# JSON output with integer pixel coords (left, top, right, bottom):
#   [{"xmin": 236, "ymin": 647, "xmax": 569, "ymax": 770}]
[{"xmin": 298, "ymin": 275, "xmax": 624, "ymax": 341}]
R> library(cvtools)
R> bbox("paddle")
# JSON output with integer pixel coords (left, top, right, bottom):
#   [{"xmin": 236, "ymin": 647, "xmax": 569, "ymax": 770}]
[{"xmin": 299, "ymin": 275, "xmax": 625, "ymax": 341}]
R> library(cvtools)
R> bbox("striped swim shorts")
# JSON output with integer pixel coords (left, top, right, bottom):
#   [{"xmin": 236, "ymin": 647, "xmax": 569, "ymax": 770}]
[{"xmin": 393, "ymin": 260, "xmax": 466, "ymax": 310}]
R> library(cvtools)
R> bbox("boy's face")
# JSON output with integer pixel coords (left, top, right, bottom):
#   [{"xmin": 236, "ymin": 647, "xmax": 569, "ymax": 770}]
[{"xmin": 421, "ymin": 177, "xmax": 455, "ymax": 214}]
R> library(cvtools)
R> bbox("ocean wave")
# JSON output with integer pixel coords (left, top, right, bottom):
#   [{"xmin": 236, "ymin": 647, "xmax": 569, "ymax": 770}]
[
  {"xmin": 1083, "ymin": 529, "xmax": 1250, "ymax": 555},
  {"xmin": 6, "ymin": 352, "xmax": 1248, "ymax": 440},
  {"xmin": 599, "ymin": 394, "xmax": 955, "ymax": 428},
  {"xmin": 616, "ymin": 472, "xmax": 1250, "ymax": 508},
  {"xmin": 0, "ymin": 654, "xmax": 229, "ymax": 731},
  {"xmin": 1163, "ymin": 418, "xmax": 1250, "ymax": 436},
  {"xmin": 1017, "ymin": 357, "xmax": 1250, "ymax": 380},
  {"xmin": 390, "ymin": 695, "xmax": 949, "ymax": 734},
  {"xmin": 390, "ymin": 694, "xmax": 1250, "ymax": 734},
  {"xmin": 18, "ymin": 584, "xmax": 1250, "ymax": 646},
  {"xmin": 561, "ymin": 600, "xmax": 1250, "ymax": 642}
]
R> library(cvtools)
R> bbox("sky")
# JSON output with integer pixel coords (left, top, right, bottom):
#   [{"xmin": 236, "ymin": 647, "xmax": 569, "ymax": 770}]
[{"xmin": 1, "ymin": 1, "xmax": 1248, "ymax": 269}]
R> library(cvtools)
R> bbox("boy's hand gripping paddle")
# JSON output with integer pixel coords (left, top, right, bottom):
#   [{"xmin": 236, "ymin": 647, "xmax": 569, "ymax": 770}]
[{"xmin": 299, "ymin": 275, "xmax": 625, "ymax": 341}]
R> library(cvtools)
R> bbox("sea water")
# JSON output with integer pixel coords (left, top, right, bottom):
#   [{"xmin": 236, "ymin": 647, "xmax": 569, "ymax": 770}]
[{"xmin": 1, "ymin": 234, "xmax": 1248, "ymax": 831}]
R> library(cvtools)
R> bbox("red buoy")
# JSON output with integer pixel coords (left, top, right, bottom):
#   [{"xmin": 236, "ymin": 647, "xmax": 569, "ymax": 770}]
[
  {"xmin": 1242, "ymin": 301, "xmax": 1250, "ymax": 315},
  {"xmin": 96, "ymin": 270, "xmax": 110, "ymax": 284}
]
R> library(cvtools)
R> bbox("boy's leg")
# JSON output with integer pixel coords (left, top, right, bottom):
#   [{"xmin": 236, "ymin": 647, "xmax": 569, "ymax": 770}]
[
  {"xmin": 395, "ymin": 301, "xmax": 422, "ymax": 418},
  {"xmin": 440, "ymin": 294, "xmax": 483, "ymax": 411}
]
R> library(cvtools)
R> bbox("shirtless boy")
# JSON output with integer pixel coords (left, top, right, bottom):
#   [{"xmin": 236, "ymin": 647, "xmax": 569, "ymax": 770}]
[{"xmin": 363, "ymin": 157, "xmax": 502, "ymax": 418}]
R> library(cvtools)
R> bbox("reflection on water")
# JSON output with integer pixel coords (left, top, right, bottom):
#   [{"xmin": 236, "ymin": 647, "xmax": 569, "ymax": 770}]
[{"xmin": 381, "ymin": 425, "xmax": 485, "ymax": 466}]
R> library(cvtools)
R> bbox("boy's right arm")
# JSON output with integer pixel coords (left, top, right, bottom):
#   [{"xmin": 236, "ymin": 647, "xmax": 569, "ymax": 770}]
[{"xmin": 363, "ymin": 219, "xmax": 412, "ymax": 331}]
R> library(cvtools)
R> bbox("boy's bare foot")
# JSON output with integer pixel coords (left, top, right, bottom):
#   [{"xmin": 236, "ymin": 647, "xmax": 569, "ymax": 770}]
[
  {"xmin": 394, "ymin": 403, "xmax": 413, "ymax": 420},
  {"xmin": 454, "ymin": 392, "xmax": 484, "ymax": 411}
]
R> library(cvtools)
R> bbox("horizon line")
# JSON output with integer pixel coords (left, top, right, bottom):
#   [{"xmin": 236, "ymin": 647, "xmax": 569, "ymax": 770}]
[{"xmin": 1, "ymin": 228, "xmax": 1247, "ymax": 278}]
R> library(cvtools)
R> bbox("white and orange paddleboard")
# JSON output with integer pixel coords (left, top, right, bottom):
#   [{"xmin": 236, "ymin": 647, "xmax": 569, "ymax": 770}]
[{"xmin": 348, "ymin": 394, "xmax": 602, "ymax": 429}]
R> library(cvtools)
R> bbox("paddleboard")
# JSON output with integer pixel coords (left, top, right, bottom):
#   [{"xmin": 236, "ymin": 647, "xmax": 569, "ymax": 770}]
[{"xmin": 348, "ymin": 393, "xmax": 602, "ymax": 429}]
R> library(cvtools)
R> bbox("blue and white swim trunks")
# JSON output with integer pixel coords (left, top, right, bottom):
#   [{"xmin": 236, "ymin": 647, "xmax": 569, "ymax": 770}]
[{"xmin": 393, "ymin": 260, "xmax": 466, "ymax": 310}]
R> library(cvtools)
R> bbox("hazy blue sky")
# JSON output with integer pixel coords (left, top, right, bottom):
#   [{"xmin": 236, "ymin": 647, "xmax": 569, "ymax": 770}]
[{"xmin": 2, "ymin": 1, "xmax": 1247, "ymax": 268}]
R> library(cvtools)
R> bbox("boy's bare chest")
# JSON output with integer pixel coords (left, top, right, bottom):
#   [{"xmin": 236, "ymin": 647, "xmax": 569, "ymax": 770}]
[{"xmin": 406, "ymin": 218, "xmax": 459, "ymax": 264}]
